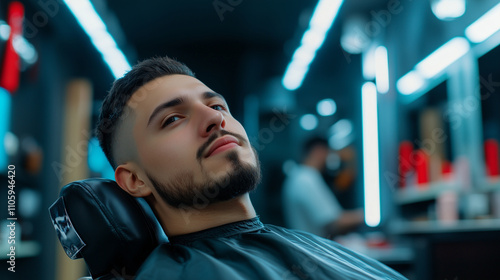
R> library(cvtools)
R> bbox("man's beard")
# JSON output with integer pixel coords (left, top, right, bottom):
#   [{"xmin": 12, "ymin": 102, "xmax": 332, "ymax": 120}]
[{"xmin": 146, "ymin": 146, "xmax": 261, "ymax": 209}]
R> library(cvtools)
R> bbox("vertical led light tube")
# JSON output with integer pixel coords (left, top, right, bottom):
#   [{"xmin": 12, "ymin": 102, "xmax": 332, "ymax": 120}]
[
  {"xmin": 361, "ymin": 82, "xmax": 381, "ymax": 227},
  {"xmin": 362, "ymin": 44, "xmax": 376, "ymax": 80},
  {"xmin": 0, "ymin": 88, "xmax": 11, "ymax": 171},
  {"xmin": 375, "ymin": 46, "xmax": 389, "ymax": 94}
]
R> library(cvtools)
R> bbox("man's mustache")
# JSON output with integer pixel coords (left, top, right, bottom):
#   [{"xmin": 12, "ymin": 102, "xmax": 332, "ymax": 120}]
[{"xmin": 196, "ymin": 130, "xmax": 247, "ymax": 160}]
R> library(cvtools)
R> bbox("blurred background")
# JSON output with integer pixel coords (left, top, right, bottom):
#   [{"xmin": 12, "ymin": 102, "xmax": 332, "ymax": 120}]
[{"xmin": 1, "ymin": 0, "xmax": 500, "ymax": 279}]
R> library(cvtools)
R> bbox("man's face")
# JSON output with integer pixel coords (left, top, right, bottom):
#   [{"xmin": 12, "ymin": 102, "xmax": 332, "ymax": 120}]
[{"xmin": 126, "ymin": 74, "xmax": 260, "ymax": 207}]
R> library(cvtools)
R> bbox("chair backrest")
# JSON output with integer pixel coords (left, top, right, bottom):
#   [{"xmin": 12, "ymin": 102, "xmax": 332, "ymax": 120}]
[{"xmin": 49, "ymin": 178, "xmax": 167, "ymax": 279}]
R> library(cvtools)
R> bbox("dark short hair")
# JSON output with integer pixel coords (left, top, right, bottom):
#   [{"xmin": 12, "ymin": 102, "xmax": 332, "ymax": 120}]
[
  {"xmin": 96, "ymin": 56, "xmax": 195, "ymax": 168},
  {"xmin": 302, "ymin": 136, "xmax": 329, "ymax": 159}
]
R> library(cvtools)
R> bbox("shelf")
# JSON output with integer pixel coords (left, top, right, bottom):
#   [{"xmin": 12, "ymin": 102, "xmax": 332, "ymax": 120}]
[
  {"xmin": 476, "ymin": 177, "xmax": 500, "ymax": 192},
  {"xmin": 0, "ymin": 241, "xmax": 41, "ymax": 259},
  {"xmin": 392, "ymin": 219, "xmax": 500, "ymax": 235},
  {"xmin": 336, "ymin": 235, "xmax": 414, "ymax": 264},
  {"xmin": 396, "ymin": 177, "xmax": 500, "ymax": 205},
  {"xmin": 362, "ymin": 245, "xmax": 415, "ymax": 264},
  {"xmin": 395, "ymin": 181, "xmax": 460, "ymax": 205}
]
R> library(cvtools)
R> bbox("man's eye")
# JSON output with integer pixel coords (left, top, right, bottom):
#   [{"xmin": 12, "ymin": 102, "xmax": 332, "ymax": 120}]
[
  {"xmin": 211, "ymin": 104, "xmax": 225, "ymax": 111},
  {"xmin": 161, "ymin": 116, "xmax": 181, "ymax": 128}
]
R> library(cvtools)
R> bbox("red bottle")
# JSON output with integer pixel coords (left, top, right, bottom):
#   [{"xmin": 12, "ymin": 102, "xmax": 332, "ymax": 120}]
[
  {"xmin": 484, "ymin": 139, "xmax": 500, "ymax": 177},
  {"xmin": 398, "ymin": 141, "xmax": 413, "ymax": 187},
  {"xmin": 415, "ymin": 149, "xmax": 429, "ymax": 186}
]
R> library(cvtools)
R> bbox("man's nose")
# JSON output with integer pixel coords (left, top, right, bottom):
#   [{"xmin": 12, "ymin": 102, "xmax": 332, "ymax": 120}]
[{"xmin": 198, "ymin": 105, "xmax": 226, "ymax": 137}]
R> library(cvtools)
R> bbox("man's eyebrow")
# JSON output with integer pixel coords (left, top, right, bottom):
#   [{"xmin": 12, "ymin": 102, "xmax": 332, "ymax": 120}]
[
  {"xmin": 203, "ymin": 91, "xmax": 226, "ymax": 103},
  {"xmin": 147, "ymin": 97, "xmax": 184, "ymax": 127}
]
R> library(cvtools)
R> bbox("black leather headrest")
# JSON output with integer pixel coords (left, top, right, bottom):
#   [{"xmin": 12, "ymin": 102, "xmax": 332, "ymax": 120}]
[{"xmin": 49, "ymin": 178, "xmax": 167, "ymax": 279}]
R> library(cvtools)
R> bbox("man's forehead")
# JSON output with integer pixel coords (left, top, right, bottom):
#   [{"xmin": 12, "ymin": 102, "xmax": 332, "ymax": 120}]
[{"xmin": 127, "ymin": 74, "xmax": 213, "ymax": 106}]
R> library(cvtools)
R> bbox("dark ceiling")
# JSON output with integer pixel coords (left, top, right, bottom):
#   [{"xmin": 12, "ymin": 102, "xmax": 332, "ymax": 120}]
[
  {"xmin": 7, "ymin": 0, "xmax": 406, "ymax": 130},
  {"xmin": 15, "ymin": 0, "xmax": 500, "ymax": 125},
  {"xmin": 24, "ymin": 0, "xmax": 389, "ymax": 120}
]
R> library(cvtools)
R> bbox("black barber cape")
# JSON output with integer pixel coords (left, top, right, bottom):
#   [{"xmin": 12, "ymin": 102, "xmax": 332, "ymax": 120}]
[{"xmin": 135, "ymin": 217, "xmax": 407, "ymax": 279}]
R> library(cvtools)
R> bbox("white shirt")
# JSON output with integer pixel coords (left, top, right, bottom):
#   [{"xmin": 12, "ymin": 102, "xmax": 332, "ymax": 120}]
[{"xmin": 282, "ymin": 163, "xmax": 342, "ymax": 237}]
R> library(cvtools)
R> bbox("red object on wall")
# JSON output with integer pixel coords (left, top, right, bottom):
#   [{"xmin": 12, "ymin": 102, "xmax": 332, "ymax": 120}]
[
  {"xmin": 398, "ymin": 141, "xmax": 413, "ymax": 187},
  {"xmin": 441, "ymin": 160, "xmax": 453, "ymax": 180},
  {"xmin": 415, "ymin": 149, "xmax": 429, "ymax": 185},
  {"xmin": 0, "ymin": 1, "xmax": 24, "ymax": 94},
  {"xmin": 484, "ymin": 139, "xmax": 500, "ymax": 177}
]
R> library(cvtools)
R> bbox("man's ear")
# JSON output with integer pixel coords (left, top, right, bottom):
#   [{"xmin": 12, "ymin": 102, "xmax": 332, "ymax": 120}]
[{"xmin": 115, "ymin": 163, "xmax": 152, "ymax": 197}]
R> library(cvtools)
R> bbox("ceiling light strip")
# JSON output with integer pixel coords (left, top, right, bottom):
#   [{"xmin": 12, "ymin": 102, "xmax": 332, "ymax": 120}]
[
  {"xmin": 415, "ymin": 37, "xmax": 469, "ymax": 79},
  {"xmin": 63, "ymin": 0, "xmax": 131, "ymax": 78},
  {"xmin": 396, "ymin": 37, "xmax": 469, "ymax": 95},
  {"xmin": 465, "ymin": 2, "xmax": 500, "ymax": 43},
  {"xmin": 282, "ymin": 0, "xmax": 345, "ymax": 91}
]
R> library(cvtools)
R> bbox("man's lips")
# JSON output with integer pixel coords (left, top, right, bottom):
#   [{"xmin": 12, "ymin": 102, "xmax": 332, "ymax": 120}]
[{"xmin": 204, "ymin": 135, "xmax": 240, "ymax": 158}]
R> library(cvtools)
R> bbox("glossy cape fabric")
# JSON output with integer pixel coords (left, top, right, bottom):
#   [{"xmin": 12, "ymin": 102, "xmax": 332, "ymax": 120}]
[{"xmin": 135, "ymin": 217, "xmax": 407, "ymax": 280}]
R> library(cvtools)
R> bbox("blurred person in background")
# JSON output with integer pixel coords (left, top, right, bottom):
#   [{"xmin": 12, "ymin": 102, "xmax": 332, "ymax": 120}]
[{"xmin": 282, "ymin": 137, "xmax": 364, "ymax": 238}]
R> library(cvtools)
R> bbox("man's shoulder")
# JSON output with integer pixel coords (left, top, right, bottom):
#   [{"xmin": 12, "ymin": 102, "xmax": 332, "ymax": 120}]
[
  {"xmin": 135, "ymin": 224, "xmax": 408, "ymax": 280},
  {"xmin": 262, "ymin": 224, "xmax": 408, "ymax": 279}
]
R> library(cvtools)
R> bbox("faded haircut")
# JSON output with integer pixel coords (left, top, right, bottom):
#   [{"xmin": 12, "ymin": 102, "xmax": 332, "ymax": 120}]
[{"xmin": 96, "ymin": 56, "xmax": 195, "ymax": 168}]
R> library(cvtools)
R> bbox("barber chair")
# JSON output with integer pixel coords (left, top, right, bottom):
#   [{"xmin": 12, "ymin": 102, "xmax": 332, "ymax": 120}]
[{"xmin": 48, "ymin": 178, "xmax": 167, "ymax": 280}]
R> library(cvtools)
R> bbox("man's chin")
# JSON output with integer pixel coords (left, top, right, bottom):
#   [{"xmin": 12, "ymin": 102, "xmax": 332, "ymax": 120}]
[
  {"xmin": 150, "ymin": 149, "xmax": 261, "ymax": 208},
  {"xmin": 204, "ymin": 163, "xmax": 260, "ymax": 203}
]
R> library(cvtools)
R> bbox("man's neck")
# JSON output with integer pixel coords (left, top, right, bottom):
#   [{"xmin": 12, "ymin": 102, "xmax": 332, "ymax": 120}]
[{"xmin": 150, "ymin": 193, "xmax": 257, "ymax": 237}]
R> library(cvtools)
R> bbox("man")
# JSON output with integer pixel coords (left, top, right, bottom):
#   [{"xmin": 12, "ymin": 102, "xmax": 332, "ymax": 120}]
[
  {"xmin": 282, "ymin": 137, "xmax": 364, "ymax": 238},
  {"xmin": 96, "ymin": 56, "xmax": 406, "ymax": 279}
]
